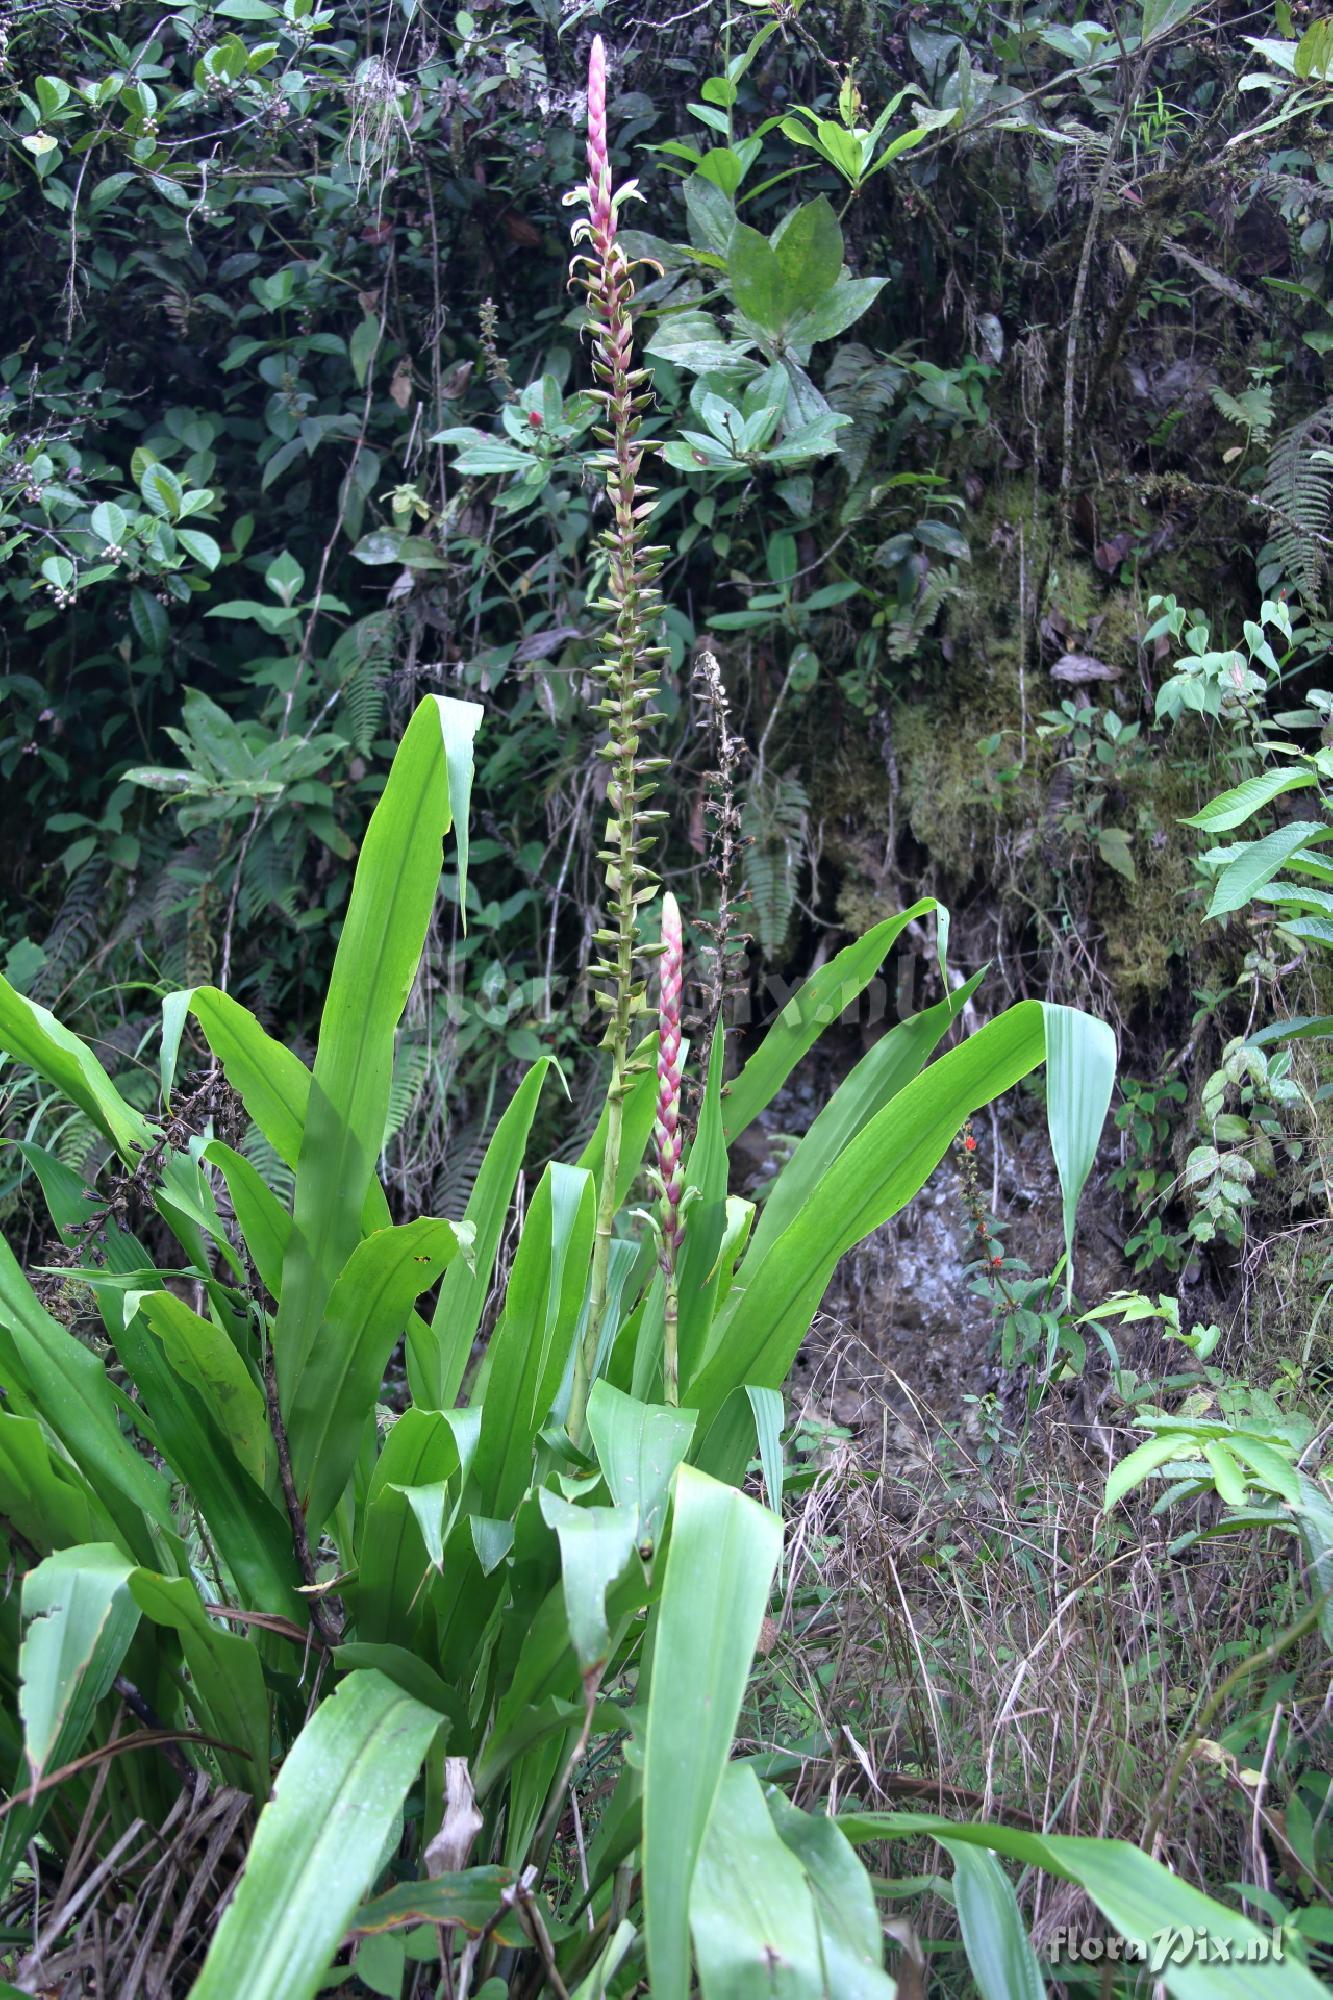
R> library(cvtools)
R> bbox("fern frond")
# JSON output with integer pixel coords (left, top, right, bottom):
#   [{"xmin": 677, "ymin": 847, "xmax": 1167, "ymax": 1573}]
[
  {"xmin": 32, "ymin": 864, "xmax": 107, "ymax": 1002},
  {"xmin": 1260, "ymin": 401, "xmax": 1333, "ymax": 602},
  {"xmin": 741, "ymin": 774, "xmax": 808, "ymax": 958},
  {"xmin": 241, "ymin": 1123, "xmax": 295, "ymax": 1207}
]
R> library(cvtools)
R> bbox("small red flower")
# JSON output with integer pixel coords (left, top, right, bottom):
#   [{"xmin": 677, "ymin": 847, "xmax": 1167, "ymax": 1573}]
[
  {"xmin": 963, "ymin": 1135, "xmax": 976, "ymax": 1153},
  {"xmin": 528, "ymin": 410, "xmax": 543, "ymax": 429},
  {"xmin": 991, "ymin": 1255, "xmax": 1003, "ymax": 1269}
]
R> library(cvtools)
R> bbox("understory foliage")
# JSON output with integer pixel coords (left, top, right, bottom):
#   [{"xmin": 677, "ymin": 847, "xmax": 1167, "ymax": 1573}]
[{"xmin": 0, "ymin": 2, "xmax": 1330, "ymax": 1996}]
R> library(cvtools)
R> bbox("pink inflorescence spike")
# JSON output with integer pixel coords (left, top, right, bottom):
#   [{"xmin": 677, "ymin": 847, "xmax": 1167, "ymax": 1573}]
[{"xmin": 586, "ymin": 36, "xmax": 613, "ymax": 253}]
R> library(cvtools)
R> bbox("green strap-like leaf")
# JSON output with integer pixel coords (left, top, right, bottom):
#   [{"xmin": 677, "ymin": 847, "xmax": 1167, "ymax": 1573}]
[
  {"xmin": 139, "ymin": 1291, "xmax": 272, "ymax": 1489},
  {"xmin": 289, "ymin": 1218, "xmax": 470, "ymax": 1535},
  {"xmin": 690, "ymin": 1001, "xmax": 1050, "ymax": 1437},
  {"xmin": 424, "ymin": 1057, "xmax": 555, "ymax": 1409},
  {"xmin": 0, "ymin": 1543, "xmax": 140, "ymax": 1891},
  {"xmin": 0, "ymin": 1233, "xmax": 173, "ymax": 1564},
  {"xmin": 745, "ymin": 970, "xmax": 983, "ymax": 1262},
  {"xmin": 117, "ymin": 1307, "xmax": 304, "ymax": 1619},
  {"xmin": 1041, "ymin": 1002, "xmax": 1116, "ymax": 1301},
  {"xmin": 538, "ymin": 1490, "xmax": 639, "ymax": 1671},
  {"xmin": 274, "ymin": 696, "xmax": 480, "ymax": 1400},
  {"xmin": 839, "ymin": 1812, "xmax": 1324, "ymax": 2000},
  {"xmin": 349, "ymin": 1866, "xmax": 529, "ymax": 1945},
  {"xmin": 689, "ymin": 1763, "xmax": 826, "ymax": 1998},
  {"xmin": 18, "ymin": 1543, "xmax": 138, "ymax": 1783},
  {"xmin": 472, "ymin": 1163, "xmax": 595, "ymax": 1519},
  {"xmin": 642, "ymin": 1466, "xmax": 783, "ymax": 2000},
  {"xmin": 765, "ymin": 1789, "xmax": 895, "ymax": 1997},
  {"xmin": 587, "ymin": 1379, "xmax": 696, "ymax": 1552},
  {"xmin": 0, "ymin": 973, "xmax": 153, "ymax": 1164},
  {"xmin": 355, "ymin": 1409, "xmax": 478, "ymax": 1647},
  {"xmin": 204, "ymin": 1139, "xmax": 292, "ymax": 1296},
  {"xmin": 129, "ymin": 1567, "xmax": 270, "ymax": 1800},
  {"xmin": 0, "ymin": 1413, "xmax": 117, "ymax": 1556},
  {"xmin": 191, "ymin": 1670, "xmax": 441, "ymax": 2000},
  {"xmin": 722, "ymin": 900, "xmax": 938, "ymax": 1142},
  {"xmin": 939, "ymin": 1837, "xmax": 1046, "ymax": 2000}
]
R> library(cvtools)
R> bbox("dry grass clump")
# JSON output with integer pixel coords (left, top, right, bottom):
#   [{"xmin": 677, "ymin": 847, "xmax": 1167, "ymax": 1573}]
[{"xmin": 742, "ymin": 1347, "xmax": 1329, "ymax": 1991}]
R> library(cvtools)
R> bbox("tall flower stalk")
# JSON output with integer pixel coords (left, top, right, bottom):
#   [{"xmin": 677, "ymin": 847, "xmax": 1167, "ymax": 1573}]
[
  {"xmin": 566, "ymin": 36, "xmax": 670, "ymax": 1442},
  {"xmin": 655, "ymin": 892, "xmax": 685, "ymax": 1403}
]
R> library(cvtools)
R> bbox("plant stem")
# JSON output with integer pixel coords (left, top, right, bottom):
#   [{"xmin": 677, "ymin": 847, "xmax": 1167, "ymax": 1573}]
[{"xmin": 565, "ymin": 35, "xmax": 667, "ymax": 1444}]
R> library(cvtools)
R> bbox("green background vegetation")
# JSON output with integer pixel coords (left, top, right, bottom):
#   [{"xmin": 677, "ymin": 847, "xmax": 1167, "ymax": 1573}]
[{"xmin": 0, "ymin": 0, "xmax": 1329, "ymax": 1993}]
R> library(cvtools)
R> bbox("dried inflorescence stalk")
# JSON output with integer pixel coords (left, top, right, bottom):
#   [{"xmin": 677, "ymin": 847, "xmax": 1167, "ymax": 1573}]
[
  {"xmin": 477, "ymin": 296, "xmax": 514, "ymax": 400},
  {"xmin": 566, "ymin": 36, "xmax": 671, "ymax": 1441},
  {"xmin": 692, "ymin": 647, "xmax": 749, "ymax": 1084},
  {"xmin": 654, "ymin": 891, "xmax": 685, "ymax": 1402}
]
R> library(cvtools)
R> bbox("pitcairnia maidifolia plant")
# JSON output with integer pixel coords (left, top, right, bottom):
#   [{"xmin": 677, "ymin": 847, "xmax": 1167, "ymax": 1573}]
[{"xmin": 0, "ymin": 37, "xmax": 1298, "ymax": 2000}]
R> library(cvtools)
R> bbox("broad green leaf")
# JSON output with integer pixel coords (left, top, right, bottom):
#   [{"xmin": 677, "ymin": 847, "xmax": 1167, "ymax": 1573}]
[
  {"xmin": 587, "ymin": 1379, "xmax": 696, "ymax": 1552},
  {"xmin": 838, "ymin": 1813, "xmax": 1325, "ymax": 2000},
  {"xmin": 1205, "ymin": 822, "xmax": 1328, "ymax": 918},
  {"xmin": 1181, "ymin": 767, "xmax": 1314, "ymax": 832},
  {"xmin": 1226, "ymin": 1432, "xmax": 1300, "ymax": 1503},
  {"xmin": 787, "ymin": 277, "xmax": 887, "ymax": 347},
  {"xmin": 1143, "ymin": 0, "xmax": 1204, "ymax": 41},
  {"xmin": 643, "ymin": 1466, "xmax": 783, "ymax": 2000},
  {"xmin": 160, "ymin": 985, "xmax": 194, "ymax": 1104},
  {"xmin": 939, "ymin": 1838, "xmax": 1046, "ymax": 2000},
  {"xmin": 0, "ymin": 1233, "xmax": 173, "ymax": 1564},
  {"xmin": 1041, "ymin": 1003, "xmax": 1116, "ymax": 1300},
  {"xmin": 139, "ymin": 1291, "xmax": 272, "ymax": 1489},
  {"xmin": 0, "ymin": 973, "xmax": 152, "ymax": 1163},
  {"xmin": 538, "ymin": 1490, "xmax": 639, "ymax": 1670},
  {"xmin": 191, "ymin": 989, "xmax": 392, "ymax": 1237},
  {"xmin": 0, "ymin": 1413, "xmax": 117, "ymax": 1555},
  {"xmin": 274, "ymin": 695, "xmax": 480, "ymax": 1399},
  {"xmin": 0, "ymin": 1544, "xmax": 140, "ymax": 1891},
  {"xmin": 771, "ymin": 197, "xmax": 844, "ymax": 314},
  {"xmin": 18, "ymin": 1543, "xmax": 137, "ymax": 1782},
  {"xmin": 1202, "ymin": 1439, "xmax": 1248, "ymax": 1506},
  {"xmin": 424, "ymin": 1058, "xmax": 555, "ymax": 1408},
  {"xmin": 15, "ymin": 1140, "xmax": 151, "ymax": 1277},
  {"xmin": 191, "ymin": 986, "xmax": 315, "ymax": 1169},
  {"xmin": 191, "ymin": 1670, "xmax": 440, "ymax": 2000},
  {"xmin": 117, "ymin": 1306, "xmax": 304, "ymax": 1618},
  {"xmin": 765, "ymin": 1790, "xmax": 894, "ymax": 1997},
  {"xmin": 723, "ymin": 901, "xmax": 938, "ymax": 1141},
  {"xmin": 349, "ymin": 313, "xmax": 380, "ymax": 388},
  {"xmin": 727, "ymin": 222, "xmax": 786, "ymax": 337},
  {"xmin": 350, "ymin": 1866, "xmax": 529, "ymax": 1945},
  {"xmin": 391, "ymin": 1482, "xmax": 450, "ymax": 1571},
  {"xmin": 570, "ymin": 1919, "xmax": 637, "ymax": 2000},
  {"xmin": 1104, "ymin": 1433, "xmax": 1186, "ymax": 1509},
  {"xmin": 746, "ymin": 968, "xmax": 981, "ymax": 1258},
  {"xmin": 690, "ymin": 1763, "xmax": 825, "ymax": 1998},
  {"xmin": 332, "ymin": 1642, "xmax": 466, "ymax": 1733},
  {"xmin": 692, "ymin": 1001, "xmax": 1051, "ymax": 1435},
  {"xmin": 356, "ymin": 1409, "xmax": 477, "ymax": 1646},
  {"xmin": 288, "ymin": 1217, "xmax": 470, "ymax": 1534},
  {"xmin": 645, "ymin": 312, "xmax": 750, "ymax": 373},
  {"xmin": 204, "ymin": 1139, "xmax": 292, "ymax": 1296},
  {"xmin": 129, "ymin": 1568, "xmax": 270, "ymax": 1799},
  {"xmin": 472, "ymin": 1163, "xmax": 595, "ymax": 1517}
]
